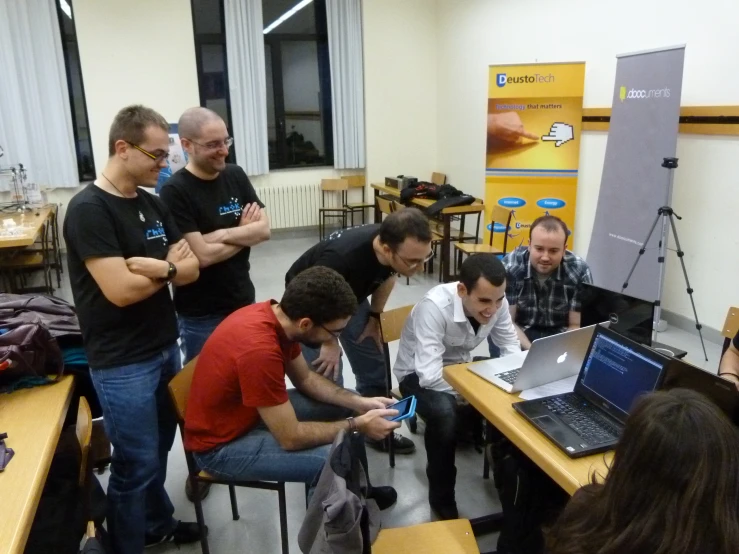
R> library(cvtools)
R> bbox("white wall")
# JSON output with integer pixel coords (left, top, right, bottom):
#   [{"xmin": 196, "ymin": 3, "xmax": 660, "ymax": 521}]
[
  {"xmin": 362, "ymin": 0, "xmax": 439, "ymax": 185},
  {"xmin": 426, "ymin": 0, "xmax": 739, "ymax": 330},
  {"xmin": 73, "ymin": 0, "xmax": 201, "ymax": 176}
]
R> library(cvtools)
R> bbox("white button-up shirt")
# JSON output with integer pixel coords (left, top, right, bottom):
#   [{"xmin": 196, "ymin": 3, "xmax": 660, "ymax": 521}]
[{"xmin": 394, "ymin": 282, "xmax": 521, "ymax": 393}]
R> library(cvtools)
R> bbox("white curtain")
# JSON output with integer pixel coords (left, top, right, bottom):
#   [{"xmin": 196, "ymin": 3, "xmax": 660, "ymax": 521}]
[
  {"xmin": 224, "ymin": 0, "xmax": 269, "ymax": 176},
  {"xmin": 326, "ymin": 0, "xmax": 366, "ymax": 169},
  {"xmin": 0, "ymin": 0, "xmax": 79, "ymax": 190}
]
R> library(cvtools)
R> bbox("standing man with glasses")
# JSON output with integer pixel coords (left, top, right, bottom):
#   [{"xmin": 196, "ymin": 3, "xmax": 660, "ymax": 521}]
[
  {"xmin": 160, "ymin": 107, "xmax": 270, "ymax": 501},
  {"xmin": 63, "ymin": 105, "xmax": 201, "ymax": 553},
  {"xmin": 285, "ymin": 208, "xmax": 433, "ymax": 455}
]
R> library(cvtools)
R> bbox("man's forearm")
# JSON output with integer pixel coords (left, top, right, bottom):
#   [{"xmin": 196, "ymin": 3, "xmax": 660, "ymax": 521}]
[
  {"xmin": 171, "ymin": 256, "xmax": 200, "ymax": 286},
  {"xmin": 117, "ymin": 273, "xmax": 166, "ymax": 307},
  {"xmin": 295, "ymin": 369, "xmax": 362, "ymax": 412},
  {"xmin": 370, "ymin": 277, "xmax": 396, "ymax": 312},
  {"xmin": 222, "ymin": 221, "xmax": 271, "ymax": 248},
  {"xmin": 287, "ymin": 420, "xmax": 351, "ymax": 451},
  {"xmin": 197, "ymin": 229, "xmax": 242, "ymax": 267},
  {"xmin": 719, "ymin": 347, "xmax": 739, "ymax": 381},
  {"xmin": 514, "ymin": 324, "xmax": 532, "ymax": 349}
]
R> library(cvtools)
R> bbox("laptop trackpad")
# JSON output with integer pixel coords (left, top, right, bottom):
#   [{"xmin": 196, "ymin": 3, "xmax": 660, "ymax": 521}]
[{"xmin": 533, "ymin": 415, "xmax": 570, "ymax": 443}]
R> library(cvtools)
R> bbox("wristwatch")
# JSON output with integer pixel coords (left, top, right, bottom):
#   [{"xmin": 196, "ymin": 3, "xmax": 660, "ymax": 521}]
[{"xmin": 164, "ymin": 261, "xmax": 177, "ymax": 284}]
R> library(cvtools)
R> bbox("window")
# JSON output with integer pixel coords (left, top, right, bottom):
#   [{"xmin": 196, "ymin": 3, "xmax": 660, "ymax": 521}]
[
  {"xmin": 190, "ymin": 0, "xmax": 236, "ymax": 163},
  {"xmin": 263, "ymin": 0, "xmax": 333, "ymax": 169},
  {"xmin": 56, "ymin": 1, "xmax": 95, "ymax": 181}
]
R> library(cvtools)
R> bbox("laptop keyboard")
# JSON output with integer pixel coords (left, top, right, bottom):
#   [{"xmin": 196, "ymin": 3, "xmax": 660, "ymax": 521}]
[
  {"xmin": 543, "ymin": 395, "xmax": 621, "ymax": 445},
  {"xmin": 498, "ymin": 368, "xmax": 520, "ymax": 384}
]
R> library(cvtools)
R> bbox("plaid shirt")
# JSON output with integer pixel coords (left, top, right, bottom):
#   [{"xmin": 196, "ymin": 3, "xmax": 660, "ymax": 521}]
[{"xmin": 503, "ymin": 246, "xmax": 593, "ymax": 333}]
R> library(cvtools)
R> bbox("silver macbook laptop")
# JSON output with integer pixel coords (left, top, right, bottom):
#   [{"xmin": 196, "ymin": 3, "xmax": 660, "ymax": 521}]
[{"xmin": 467, "ymin": 323, "xmax": 608, "ymax": 393}]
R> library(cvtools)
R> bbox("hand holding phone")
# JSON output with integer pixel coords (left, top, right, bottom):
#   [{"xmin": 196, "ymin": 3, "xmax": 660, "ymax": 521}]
[{"xmin": 383, "ymin": 396, "xmax": 417, "ymax": 421}]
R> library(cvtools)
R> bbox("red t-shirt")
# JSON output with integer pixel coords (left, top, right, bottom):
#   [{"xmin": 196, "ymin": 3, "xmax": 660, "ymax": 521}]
[{"xmin": 184, "ymin": 301, "xmax": 301, "ymax": 453}]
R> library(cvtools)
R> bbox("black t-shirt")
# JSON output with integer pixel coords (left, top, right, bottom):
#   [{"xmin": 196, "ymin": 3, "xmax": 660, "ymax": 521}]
[
  {"xmin": 63, "ymin": 184, "xmax": 182, "ymax": 369},
  {"xmin": 159, "ymin": 165, "xmax": 263, "ymax": 317},
  {"xmin": 467, "ymin": 316, "xmax": 481, "ymax": 334},
  {"xmin": 285, "ymin": 224, "xmax": 394, "ymax": 301}
]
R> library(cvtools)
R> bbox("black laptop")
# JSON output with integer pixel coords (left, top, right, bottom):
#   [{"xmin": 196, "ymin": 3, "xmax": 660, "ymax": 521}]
[
  {"xmin": 580, "ymin": 283, "xmax": 686, "ymax": 359},
  {"xmin": 513, "ymin": 325, "xmax": 670, "ymax": 458},
  {"xmin": 660, "ymin": 358, "xmax": 739, "ymax": 426}
]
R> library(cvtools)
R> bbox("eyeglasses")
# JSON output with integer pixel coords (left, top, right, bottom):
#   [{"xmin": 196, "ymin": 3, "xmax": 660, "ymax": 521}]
[
  {"xmin": 395, "ymin": 250, "xmax": 435, "ymax": 270},
  {"xmin": 127, "ymin": 142, "xmax": 170, "ymax": 162},
  {"xmin": 320, "ymin": 324, "xmax": 345, "ymax": 338},
  {"xmin": 187, "ymin": 137, "xmax": 234, "ymax": 151}
]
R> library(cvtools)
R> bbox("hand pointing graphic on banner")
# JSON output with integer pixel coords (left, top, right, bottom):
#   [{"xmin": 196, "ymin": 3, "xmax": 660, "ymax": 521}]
[
  {"xmin": 487, "ymin": 112, "xmax": 539, "ymax": 143},
  {"xmin": 541, "ymin": 122, "xmax": 574, "ymax": 147}
]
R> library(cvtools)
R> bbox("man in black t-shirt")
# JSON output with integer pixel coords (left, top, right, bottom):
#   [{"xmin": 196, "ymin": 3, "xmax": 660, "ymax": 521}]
[
  {"xmin": 63, "ymin": 105, "xmax": 201, "ymax": 554},
  {"xmin": 160, "ymin": 107, "xmax": 270, "ymax": 364},
  {"xmin": 286, "ymin": 208, "xmax": 433, "ymax": 454}
]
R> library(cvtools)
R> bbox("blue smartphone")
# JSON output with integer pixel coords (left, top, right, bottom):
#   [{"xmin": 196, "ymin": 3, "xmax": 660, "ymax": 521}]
[{"xmin": 384, "ymin": 396, "xmax": 417, "ymax": 421}]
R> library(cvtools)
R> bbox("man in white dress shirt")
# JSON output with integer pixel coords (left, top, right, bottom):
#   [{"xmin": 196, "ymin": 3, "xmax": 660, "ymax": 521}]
[{"xmin": 394, "ymin": 254, "xmax": 520, "ymax": 519}]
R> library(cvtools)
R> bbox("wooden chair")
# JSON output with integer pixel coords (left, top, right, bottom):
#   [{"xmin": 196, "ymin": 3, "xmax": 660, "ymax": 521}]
[
  {"xmin": 379, "ymin": 305, "xmax": 415, "ymax": 467},
  {"xmin": 721, "ymin": 306, "xmax": 739, "ymax": 358},
  {"xmin": 168, "ymin": 358, "xmax": 295, "ymax": 554},
  {"xmin": 76, "ymin": 397, "xmax": 95, "ymax": 523},
  {"xmin": 453, "ymin": 205, "xmax": 513, "ymax": 274},
  {"xmin": 48, "ymin": 204, "xmax": 63, "ymax": 288},
  {"xmin": 344, "ymin": 174, "xmax": 374, "ymax": 226},
  {"xmin": 430, "ymin": 172, "xmax": 447, "ymax": 186},
  {"xmin": 373, "ymin": 518, "xmax": 480, "ymax": 554},
  {"xmin": 319, "ymin": 178, "xmax": 349, "ymax": 240},
  {"xmin": 2, "ymin": 218, "xmax": 54, "ymax": 294},
  {"xmin": 376, "ymin": 196, "xmax": 395, "ymax": 218}
]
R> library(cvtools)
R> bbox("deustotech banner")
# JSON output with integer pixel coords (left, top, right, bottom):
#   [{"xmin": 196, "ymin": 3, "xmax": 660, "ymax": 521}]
[
  {"xmin": 586, "ymin": 46, "xmax": 685, "ymax": 302},
  {"xmin": 484, "ymin": 62, "xmax": 585, "ymax": 250}
]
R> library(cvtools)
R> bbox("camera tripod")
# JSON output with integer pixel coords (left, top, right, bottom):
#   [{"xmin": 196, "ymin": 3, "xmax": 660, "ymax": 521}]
[{"xmin": 621, "ymin": 157, "xmax": 708, "ymax": 361}]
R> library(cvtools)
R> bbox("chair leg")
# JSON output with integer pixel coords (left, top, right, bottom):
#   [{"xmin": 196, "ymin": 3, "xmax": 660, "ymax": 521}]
[
  {"xmin": 278, "ymin": 483, "xmax": 289, "ymax": 554},
  {"xmin": 483, "ymin": 419, "xmax": 491, "ymax": 479},
  {"xmin": 229, "ymin": 484, "xmax": 240, "ymax": 520},
  {"xmin": 192, "ymin": 478, "xmax": 211, "ymax": 554},
  {"xmin": 305, "ymin": 482, "xmax": 310, "ymax": 509},
  {"xmin": 388, "ymin": 432, "xmax": 395, "ymax": 468}
]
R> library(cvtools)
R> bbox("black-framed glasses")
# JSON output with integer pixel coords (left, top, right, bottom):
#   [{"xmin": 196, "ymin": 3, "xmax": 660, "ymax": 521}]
[
  {"xmin": 395, "ymin": 250, "xmax": 435, "ymax": 270},
  {"xmin": 187, "ymin": 137, "xmax": 234, "ymax": 151},
  {"xmin": 127, "ymin": 142, "xmax": 170, "ymax": 162},
  {"xmin": 320, "ymin": 324, "xmax": 345, "ymax": 338}
]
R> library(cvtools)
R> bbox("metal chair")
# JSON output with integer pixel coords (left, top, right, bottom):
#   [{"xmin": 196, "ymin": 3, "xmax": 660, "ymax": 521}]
[
  {"xmin": 318, "ymin": 178, "xmax": 349, "ymax": 240},
  {"xmin": 453, "ymin": 205, "xmax": 513, "ymax": 275},
  {"xmin": 344, "ymin": 175, "xmax": 373, "ymax": 226}
]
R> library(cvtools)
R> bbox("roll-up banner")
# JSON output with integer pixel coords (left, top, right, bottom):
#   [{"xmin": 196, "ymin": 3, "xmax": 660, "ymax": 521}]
[{"xmin": 586, "ymin": 46, "xmax": 685, "ymax": 301}]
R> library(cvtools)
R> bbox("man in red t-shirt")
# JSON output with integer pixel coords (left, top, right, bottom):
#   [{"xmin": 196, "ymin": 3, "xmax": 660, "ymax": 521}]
[{"xmin": 184, "ymin": 266, "xmax": 401, "ymax": 504}]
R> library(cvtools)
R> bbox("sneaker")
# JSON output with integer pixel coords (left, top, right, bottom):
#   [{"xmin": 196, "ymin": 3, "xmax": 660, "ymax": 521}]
[
  {"xmin": 430, "ymin": 501, "xmax": 459, "ymax": 521},
  {"xmin": 366, "ymin": 433, "xmax": 416, "ymax": 454},
  {"xmin": 368, "ymin": 486, "xmax": 397, "ymax": 510},
  {"xmin": 145, "ymin": 520, "xmax": 206, "ymax": 547},
  {"xmin": 185, "ymin": 478, "xmax": 212, "ymax": 502}
]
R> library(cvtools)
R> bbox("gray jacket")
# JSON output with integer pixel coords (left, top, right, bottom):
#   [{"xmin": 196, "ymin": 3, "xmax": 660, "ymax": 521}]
[{"xmin": 298, "ymin": 430, "xmax": 380, "ymax": 554}]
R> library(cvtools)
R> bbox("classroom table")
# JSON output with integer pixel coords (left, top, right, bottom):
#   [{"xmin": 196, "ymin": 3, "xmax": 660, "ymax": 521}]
[
  {"xmin": 0, "ymin": 376, "xmax": 75, "ymax": 554},
  {"xmin": 443, "ymin": 363, "xmax": 612, "ymax": 496},
  {"xmin": 0, "ymin": 207, "xmax": 52, "ymax": 250},
  {"xmin": 371, "ymin": 184, "xmax": 484, "ymax": 282}
]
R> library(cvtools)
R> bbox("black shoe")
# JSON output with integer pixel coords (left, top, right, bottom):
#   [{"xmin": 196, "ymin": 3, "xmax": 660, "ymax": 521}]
[
  {"xmin": 430, "ymin": 501, "xmax": 459, "ymax": 521},
  {"xmin": 368, "ymin": 486, "xmax": 398, "ymax": 510},
  {"xmin": 145, "ymin": 520, "xmax": 206, "ymax": 547},
  {"xmin": 185, "ymin": 478, "xmax": 212, "ymax": 502},
  {"xmin": 366, "ymin": 433, "xmax": 416, "ymax": 454}
]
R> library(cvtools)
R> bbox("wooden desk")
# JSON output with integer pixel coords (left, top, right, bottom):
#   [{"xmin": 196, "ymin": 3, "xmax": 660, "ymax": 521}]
[
  {"xmin": 0, "ymin": 207, "xmax": 52, "ymax": 250},
  {"xmin": 371, "ymin": 184, "xmax": 484, "ymax": 282},
  {"xmin": 0, "ymin": 376, "xmax": 75, "ymax": 554},
  {"xmin": 443, "ymin": 363, "xmax": 611, "ymax": 495}
]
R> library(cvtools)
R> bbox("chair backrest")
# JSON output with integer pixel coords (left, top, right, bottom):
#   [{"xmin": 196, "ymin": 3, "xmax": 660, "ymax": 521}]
[
  {"xmin": 321, "ymin": 178, "xmax": 349, "ymax": 191},
  {"xmin": 390, "ymin": 200, "xmax": 405, "ymax": 212},
  {"xmin": 76, "ymin": 396, "xmax": 93, "ymax": 488},
  {"xmin": 379, "ymin": 305, "xmax": 414, "ymax": 344},
  {"xmin": 168, "ymin": 357, "xmax": 198, "ymax": 424},
  {"xmin": 431, "ymin": 172, "xmax": 446, "ymax": 186},
  {"xmin": 376, "ymin": 196, "xmax": 394, "ymax": 216},
  {"xmin": 488, "ymin": 205, "xmax": 513, "ymax": 252},
  {"xmin": 722, "ymin": 306, "xmax": 739, "ymax": 339},
  {"xmin": 345, "ymin": 175, "xmax": 366, "ymax": 188}
]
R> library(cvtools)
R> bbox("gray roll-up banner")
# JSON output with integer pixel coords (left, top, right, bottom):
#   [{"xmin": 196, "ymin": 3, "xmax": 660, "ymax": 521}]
[{"xmin": 586, "ymin": 45, "xmax": 685, "ymax": 301}]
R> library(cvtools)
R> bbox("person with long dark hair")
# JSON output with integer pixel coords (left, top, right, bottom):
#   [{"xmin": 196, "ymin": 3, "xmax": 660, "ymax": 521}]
[{"xmin": 546, "ymin": 388, "xmax": 739, "ymax": 554}]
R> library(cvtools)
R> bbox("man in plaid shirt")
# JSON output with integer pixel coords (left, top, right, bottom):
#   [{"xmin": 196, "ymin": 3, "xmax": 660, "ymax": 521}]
[{"xmin": 490, "ymin": 215, "xmax": 593, "ymax": 354}]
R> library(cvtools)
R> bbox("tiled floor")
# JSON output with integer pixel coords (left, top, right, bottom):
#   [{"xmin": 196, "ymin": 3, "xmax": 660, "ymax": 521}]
[{"xmin": 52, "ymin": 232, "xmax": 725, "ymax": 553}]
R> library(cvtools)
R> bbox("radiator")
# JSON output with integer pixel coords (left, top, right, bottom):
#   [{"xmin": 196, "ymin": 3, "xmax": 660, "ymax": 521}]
[{"xmin": 259, "ymin": 183, "xmax": 348, "ymax": 230}]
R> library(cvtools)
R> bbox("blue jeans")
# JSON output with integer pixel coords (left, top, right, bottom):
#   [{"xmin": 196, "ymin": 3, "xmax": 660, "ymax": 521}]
[
  {"xmin": 89, "ymin": 344, "xmax": 181, "ymax": 554},
  {"xmin": 178, "ymin": 313, "xmax": 228, "ymax": 364},
  {"xmin": 193, "ymin": 389, "xmax": 364, "ymax": 486},
  {"xmin": 301, "ymin": 299, "xmax": 386, "ymax": 397}
]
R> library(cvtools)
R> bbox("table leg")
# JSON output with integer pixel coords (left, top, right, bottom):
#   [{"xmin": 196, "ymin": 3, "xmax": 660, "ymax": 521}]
[
  {"xmin": 373, "ymin": 189, "xmax": 381, "ymax": 224},
  {"xmin": 442, "ymin": 215, "xmax": 451, "ymax": 282}
]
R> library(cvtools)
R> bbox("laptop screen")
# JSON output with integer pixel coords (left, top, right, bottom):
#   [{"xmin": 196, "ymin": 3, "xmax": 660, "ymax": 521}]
[
  {"xmin": 580, "ymin": 284, "xmax": 654, "ymax": 346},
  {"xmin": 575, "ymin": 327, "xmax": 667, "ymax": 421}
]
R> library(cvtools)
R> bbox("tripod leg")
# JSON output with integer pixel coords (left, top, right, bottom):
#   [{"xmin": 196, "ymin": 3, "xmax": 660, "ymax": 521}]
[
  {"xmin": 667, "ymin": 214, "xmax": 709, "ymax": 361},
  {"xmin": 622, "ymin": 212, "xmax": 662, "ymax": 292}
]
